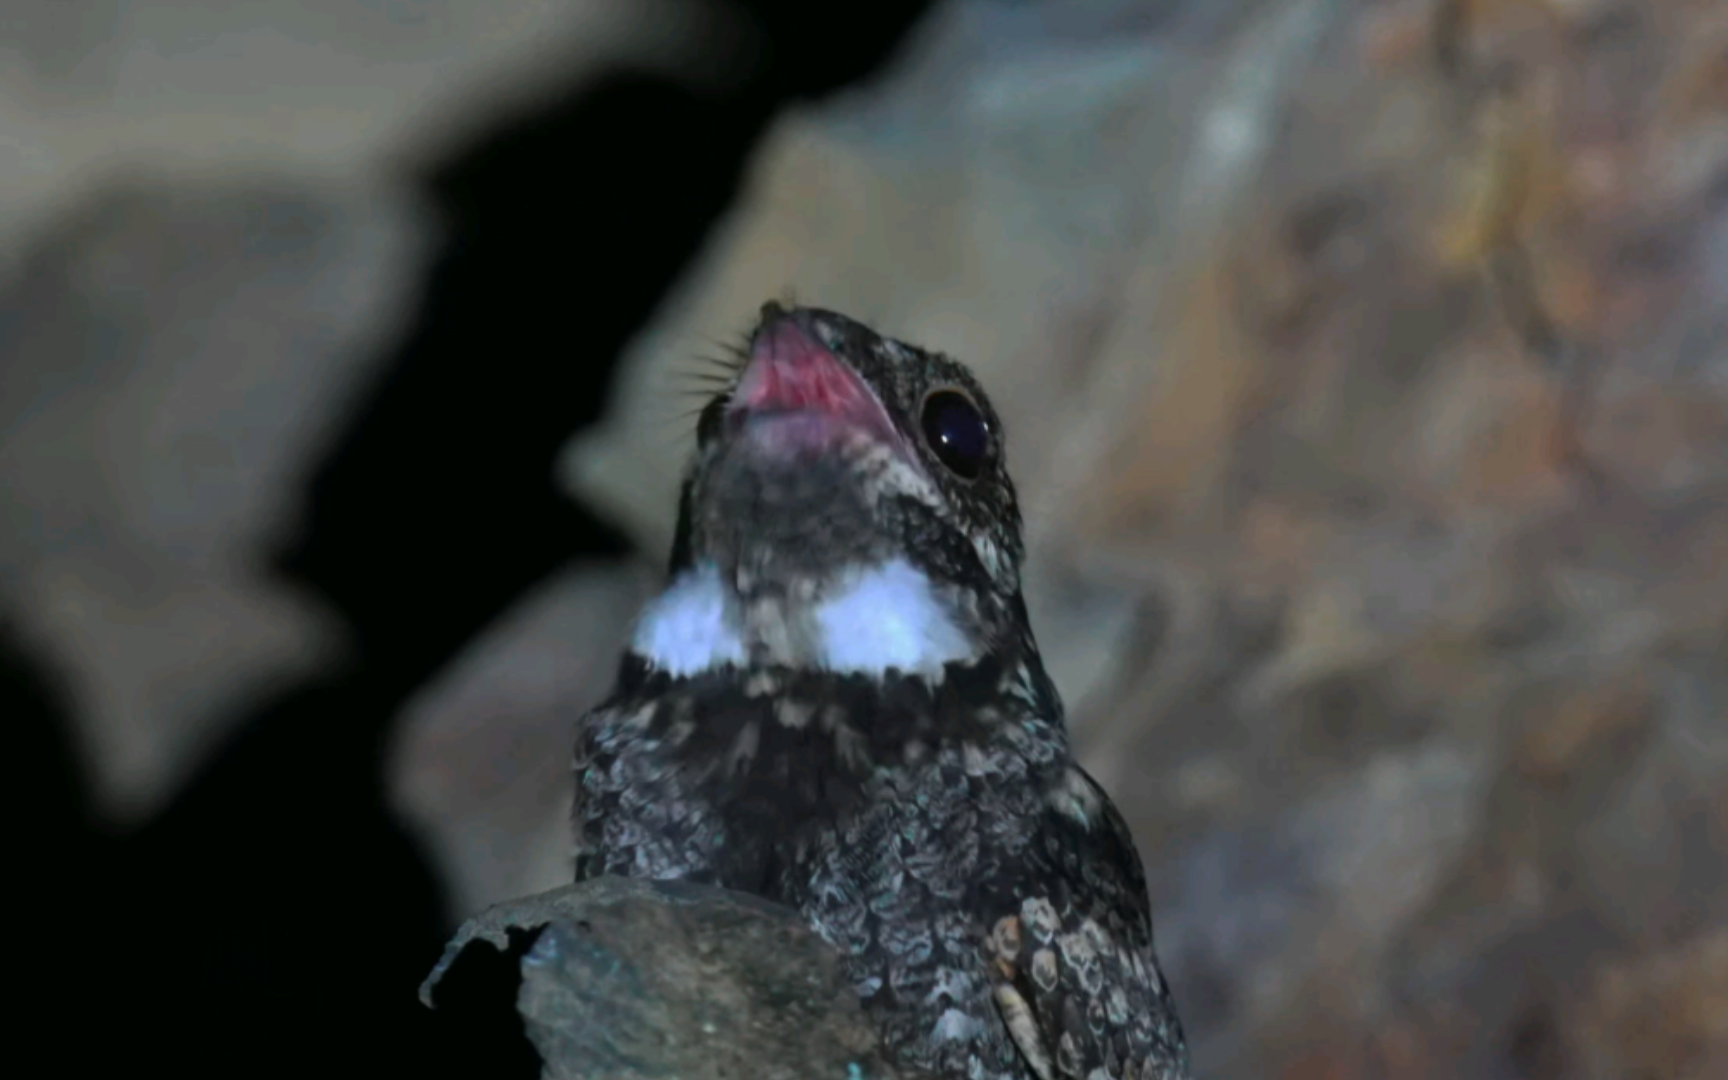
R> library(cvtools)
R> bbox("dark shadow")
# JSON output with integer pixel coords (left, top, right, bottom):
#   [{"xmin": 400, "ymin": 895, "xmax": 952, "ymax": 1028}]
[
  {"xmin": 6, "ymin": 623, "xmax": 104, "ymax": 1075},
  {"xmin": 424, "ymin": 926, "xmax": 549, "ymax": 1079}
]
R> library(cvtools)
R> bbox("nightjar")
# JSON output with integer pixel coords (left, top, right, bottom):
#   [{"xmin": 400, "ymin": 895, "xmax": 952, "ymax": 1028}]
[{"xmin": 574, "ymin": 303, "xmax": 1191, "ymax": 1080}]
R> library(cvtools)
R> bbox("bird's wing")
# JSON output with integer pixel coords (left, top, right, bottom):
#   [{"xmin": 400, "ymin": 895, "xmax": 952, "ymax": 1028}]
[{"xmin": 984, "ymin": 767, "xmax": 1190, "ymax": 1080}]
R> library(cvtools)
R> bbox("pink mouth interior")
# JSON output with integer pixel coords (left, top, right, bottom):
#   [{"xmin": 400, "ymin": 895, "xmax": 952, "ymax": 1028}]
[{"xmin": 729, "ymin": 319, "xmax": 900, "ymax": 450}]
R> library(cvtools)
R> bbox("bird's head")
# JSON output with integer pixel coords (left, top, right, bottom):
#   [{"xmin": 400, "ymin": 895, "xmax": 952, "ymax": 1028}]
[{"xmin": 634, "ymin": 303, "xmax": 1032, "ymax": 682}]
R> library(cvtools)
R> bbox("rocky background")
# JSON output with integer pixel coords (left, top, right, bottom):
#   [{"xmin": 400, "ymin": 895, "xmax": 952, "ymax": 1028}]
[{"xmin": 5, "ymin": 1, "xmax": 1725, "ymax": 1077}]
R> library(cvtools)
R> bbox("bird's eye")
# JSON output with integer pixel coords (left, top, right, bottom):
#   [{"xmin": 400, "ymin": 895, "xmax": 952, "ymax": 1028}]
[{"xmin": 919, "ymin": 389, "xmax": 990, "ymax": 480}]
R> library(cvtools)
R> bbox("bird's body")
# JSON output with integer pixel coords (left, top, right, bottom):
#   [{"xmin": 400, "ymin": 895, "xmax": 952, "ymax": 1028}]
[{"xmin": 574, "ymin": 305, "xmax": 1190, "ymax": 1080}]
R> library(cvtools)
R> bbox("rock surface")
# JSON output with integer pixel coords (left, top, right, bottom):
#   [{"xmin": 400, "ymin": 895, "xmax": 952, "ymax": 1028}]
[
  {"xmin": 0, "ymin": 175, "xmax": 425, "ymax": 818},
  {"xmin": 422, "ymin": 876, "xmax": 933, "ymax": 1080}
]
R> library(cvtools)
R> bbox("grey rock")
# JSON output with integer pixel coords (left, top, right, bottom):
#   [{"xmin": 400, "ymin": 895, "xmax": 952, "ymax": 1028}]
[
  {"xmin": 423, "ymin": 877, "xmax": 934, "ymax": 1080},
  {"xmin": 0, "ymin": 175, "xmax": 428, "ymax": 819}
]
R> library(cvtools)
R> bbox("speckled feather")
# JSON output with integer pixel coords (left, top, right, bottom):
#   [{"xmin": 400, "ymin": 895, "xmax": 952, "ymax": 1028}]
[{"xmin": 573, "ymin": 305, "xmax": 1191, "ymax": 1080}]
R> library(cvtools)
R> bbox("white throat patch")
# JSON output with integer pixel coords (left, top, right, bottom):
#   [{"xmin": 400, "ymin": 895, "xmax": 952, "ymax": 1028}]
[
  {"xmin": 813, "ymin": 558, "xmax": 973, "ymax": 677},
  {"xmin": 629, "ymin": 564, "xmax": 747, "ymax": 677},
  {"xmin": 630, "ymin": 558, "xmax": 975, "ymax": 679}
]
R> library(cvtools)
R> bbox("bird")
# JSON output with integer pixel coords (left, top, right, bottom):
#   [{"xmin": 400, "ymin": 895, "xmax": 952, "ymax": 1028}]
[{"xmin": 572, "ymin": 302, "xmax": 1192, "ymax": 1080}]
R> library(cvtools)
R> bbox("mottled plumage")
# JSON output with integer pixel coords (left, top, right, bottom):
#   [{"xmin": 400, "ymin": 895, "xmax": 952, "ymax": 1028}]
[{"xmin": 574, "ymin": 304, "xmax": 1191, "ymax": 1080}]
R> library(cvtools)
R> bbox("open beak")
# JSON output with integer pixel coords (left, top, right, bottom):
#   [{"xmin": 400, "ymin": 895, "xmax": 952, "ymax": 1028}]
[{"xmin": 724, "ymin": 307, "xmax": 907, "ymax": 458}]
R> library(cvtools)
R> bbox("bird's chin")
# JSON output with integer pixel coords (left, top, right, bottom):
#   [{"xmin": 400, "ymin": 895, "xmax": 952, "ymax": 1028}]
[{"xmin": 691, "ymin": 418, "xmax": 896, "ymax": 587}]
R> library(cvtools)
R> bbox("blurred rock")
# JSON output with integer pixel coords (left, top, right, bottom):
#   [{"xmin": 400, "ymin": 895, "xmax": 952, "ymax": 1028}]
[
  {"xmin": 391, "ymin": 562, "xmax": 659, "ymax": 916},
  {"xmin": 0, "ymin": 1, "xmax": 718, "ymax": 822},
  {"xmin": 1575, "ymin": 929, "xmax": 1728, "ymax": 1080},
  {"xmin": 0, "ymin": 175, "xmax": 427, "ymax": 819},
  {"xmin": 0, "ymin": 1, "xmax": 724, "ymax": 273}
]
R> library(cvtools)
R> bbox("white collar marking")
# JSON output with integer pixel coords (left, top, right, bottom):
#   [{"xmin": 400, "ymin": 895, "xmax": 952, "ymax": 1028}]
[
  {"xmin": 631, "ymin": 558, "xmax": 973, "ymax": 678},
  {"xmin": 630, "ymin": 563, "xmax": 746, "ymax": 677},
  {"xmin": 814, "ymin": 557, "xmax": 973, "ymax": 678}
]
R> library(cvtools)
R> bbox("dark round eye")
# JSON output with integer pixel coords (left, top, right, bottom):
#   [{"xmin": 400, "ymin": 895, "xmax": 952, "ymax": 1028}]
[{"xmin": 919, "ymin": 389, "xmax": 990, "ymax": 479}]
